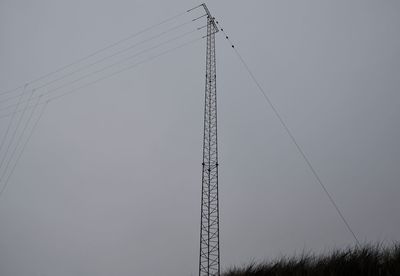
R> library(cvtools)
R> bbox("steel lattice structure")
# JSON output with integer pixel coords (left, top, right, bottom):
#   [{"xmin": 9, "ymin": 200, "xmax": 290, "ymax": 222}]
[{"xmin": 198, "ymin": 4, "xmax": 220, "ymax": 276}]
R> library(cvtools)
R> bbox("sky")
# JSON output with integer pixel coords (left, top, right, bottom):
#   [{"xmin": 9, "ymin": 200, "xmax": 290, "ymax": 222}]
[{"xmin": 0, "ymin": 0, "xmax": 400, "ymax": 275}]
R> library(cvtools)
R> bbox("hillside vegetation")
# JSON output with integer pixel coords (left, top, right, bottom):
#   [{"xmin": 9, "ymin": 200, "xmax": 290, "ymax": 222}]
[{"xmin": 223, "ymin": 243, "xmax": 400, "ymax": 276}]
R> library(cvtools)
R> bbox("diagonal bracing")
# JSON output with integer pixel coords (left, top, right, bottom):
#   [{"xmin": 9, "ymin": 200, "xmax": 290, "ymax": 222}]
[{"xmin": 197, "ymin": 3, "xmax": 220, "ymax": 276}]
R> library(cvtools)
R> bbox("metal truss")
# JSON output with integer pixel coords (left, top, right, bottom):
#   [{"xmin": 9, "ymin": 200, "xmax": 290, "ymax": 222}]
[{"xmin": 199, "ymin": 5, "xmax": 220, "ymax": 276}]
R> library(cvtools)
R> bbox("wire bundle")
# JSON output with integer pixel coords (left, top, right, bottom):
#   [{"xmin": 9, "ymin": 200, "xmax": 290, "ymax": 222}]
[{"xmin": 0, "ymin": 7, "xmax": 208, "ymax": 198}]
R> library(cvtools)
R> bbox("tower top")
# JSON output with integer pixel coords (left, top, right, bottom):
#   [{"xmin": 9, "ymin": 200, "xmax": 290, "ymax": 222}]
[{"xmin": 187, "ymin": 3, "xmax": 219, "ymax": 32}]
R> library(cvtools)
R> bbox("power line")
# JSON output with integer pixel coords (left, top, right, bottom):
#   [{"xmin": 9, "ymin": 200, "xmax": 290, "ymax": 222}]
[
  {"xmin": 216, "ymin": 21, "xmax": 361, "ymax": 246},
  {"xmin": 0, "ymin": 99, "xmax": 47, "ymax": 199},
  {"xmin": 47, "ymin": 35, "xmax": 206, "ymax": 104},
  {"xmin": 0, "ymin": 11, "xmax": 206, "ymax": 201},
  {"xmin": 0, "ymin": 95, "xmax": 42, "ymax": 186},
  {"xmin": 0, "ymin": 86, "xmax": 27, "ymax": 159},
  {"xmin": 0, "ymin": 7, "xmax": 198, "ymax": 97},
  {"xmin": 0, "ymin": 90, "xmax": 35, "ymax": 175},
  {"xmin": 0, "ymin": 28, "xmax": 202, "ymax": 114},
  {"xmin": 0, "ymin": 18, "xmax": 198, "ymax": 105},
  {"xmin": 0, "ymin": 11, "xmax": 201, "ymax": 191},
  {"xmin": 0, "ymin": 35, "xmax": 206, "ymax": 120}
]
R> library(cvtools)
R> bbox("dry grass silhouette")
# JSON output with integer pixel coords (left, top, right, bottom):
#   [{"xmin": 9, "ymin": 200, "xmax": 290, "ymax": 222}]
[{"xmin": 223, "ymin": 243, "xmax": 400, "ymax": 276}]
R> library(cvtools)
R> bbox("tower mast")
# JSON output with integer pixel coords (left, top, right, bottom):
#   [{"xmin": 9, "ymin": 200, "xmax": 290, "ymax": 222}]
[{"xmin": 198, "ymin": 4, "xmax": 220, "ymax": 276}]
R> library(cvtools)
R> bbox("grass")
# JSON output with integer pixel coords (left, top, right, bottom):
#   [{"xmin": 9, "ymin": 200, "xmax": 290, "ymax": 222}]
[{"xmin": 223, "ymin": 243, "xmax": 400, "ymax": 276}]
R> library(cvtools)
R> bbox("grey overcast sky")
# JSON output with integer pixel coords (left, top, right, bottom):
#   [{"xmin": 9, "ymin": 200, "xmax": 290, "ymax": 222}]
[{"xmin": 1, "ymin": 0, "xmax": 399, "ymax": 275}]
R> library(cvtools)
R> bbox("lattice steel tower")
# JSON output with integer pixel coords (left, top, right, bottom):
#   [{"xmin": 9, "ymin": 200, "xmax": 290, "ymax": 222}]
[{"xmin": 198, "ymin": 4, "xmax": 220, "ymax": 276}]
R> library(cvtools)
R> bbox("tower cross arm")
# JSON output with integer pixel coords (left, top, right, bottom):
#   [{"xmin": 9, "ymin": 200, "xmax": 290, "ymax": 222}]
[{"xmin": 188, "ymin": 3, "xmax": 219, "ymax": 32}]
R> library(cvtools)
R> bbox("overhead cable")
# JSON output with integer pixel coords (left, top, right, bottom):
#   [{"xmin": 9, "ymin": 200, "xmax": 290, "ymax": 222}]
[
  {"xmin": 0, "ymin": 28, "xmax": 202, "ymax": 113},
  {"xmin": 0, "ymin": 18, "xmax": 198, "ymax": 105},
  {"xmin": 0, "ymin": 86, "xmax": 27, "ymax": 160},
  {"xmin": 0, "ymin": 35, "xmax": 206, "ymax": 120},
  {"xmin": 0, "ymin": 7, "xmax": 198, "ymax": 96},
  {"xmin": 215, "ymin": 21, "xmax": 361, "ymax": 246},
  {"xmin": 0, "ymin": 94, "xmax": 42, "ymax": 185},
  {"xmin": 0, "ymin": 99, "xmax": 47, "ymax": 199},
  {"xmin": 0, "ymin": 90, "xmax": 35, "ymax": 175}
]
